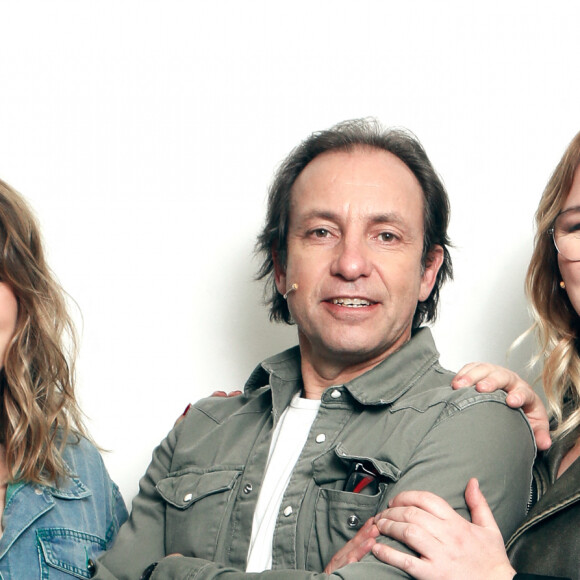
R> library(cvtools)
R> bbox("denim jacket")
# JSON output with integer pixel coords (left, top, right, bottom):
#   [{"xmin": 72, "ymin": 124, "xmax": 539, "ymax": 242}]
[
  {"xmin": 0, "ymin": 436, "xmax": 128, "ymax": 579},
  {"xmin": 96, "ymin": 328, "xmax": 535, "ymax": 580}
]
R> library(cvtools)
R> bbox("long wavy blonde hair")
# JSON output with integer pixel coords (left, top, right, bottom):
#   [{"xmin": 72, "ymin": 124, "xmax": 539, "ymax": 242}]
[
  {"xmin": 526, "ymin": 131, "xmax": 580, "ymax": 438},
  {"xmin": 0, "ymin": 178, "xmax": 89, "ymax": 484}
]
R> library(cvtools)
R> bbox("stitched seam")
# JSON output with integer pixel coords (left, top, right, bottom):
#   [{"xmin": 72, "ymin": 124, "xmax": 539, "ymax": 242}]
[{"xmin": 506, "ymin": 491, "xmax": 580, "ymax": 549}]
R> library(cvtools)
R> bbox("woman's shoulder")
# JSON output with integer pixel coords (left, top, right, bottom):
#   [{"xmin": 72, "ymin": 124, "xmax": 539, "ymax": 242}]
[
  {"xmin": 61, "ymin": 432, "xmax": 102, "ymax": 460},
  {"xmin": 57, "ymin": 433, "xmax": 112, "ymax": 487}
]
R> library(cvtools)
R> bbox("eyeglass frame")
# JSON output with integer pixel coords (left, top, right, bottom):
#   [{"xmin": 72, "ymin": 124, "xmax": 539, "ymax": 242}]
[{"xmin": 548, "ymin": 206, "xmax": 580, "ymax": 262}]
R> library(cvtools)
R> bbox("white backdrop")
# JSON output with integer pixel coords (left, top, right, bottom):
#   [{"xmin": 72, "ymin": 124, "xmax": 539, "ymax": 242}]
[{"xmin": 1, "ymin": 1, "xmax": 579, "ymax": 504}]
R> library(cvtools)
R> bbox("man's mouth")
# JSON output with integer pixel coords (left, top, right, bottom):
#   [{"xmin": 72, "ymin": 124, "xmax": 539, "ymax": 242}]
[{"xmin": 330, "ymin": 298, "xmax": 374, "ymax": 308}]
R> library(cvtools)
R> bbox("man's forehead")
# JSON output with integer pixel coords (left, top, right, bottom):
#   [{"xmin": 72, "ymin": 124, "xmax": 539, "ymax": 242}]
[{"xmin": 289, "ymin": 147, "xmax": 424, "ymax": 215}]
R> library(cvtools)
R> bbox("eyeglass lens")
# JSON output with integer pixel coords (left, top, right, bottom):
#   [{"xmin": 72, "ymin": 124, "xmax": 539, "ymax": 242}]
[{"xmin": 554, "ymin": 208, "xmax": 580, "ymax": 261}]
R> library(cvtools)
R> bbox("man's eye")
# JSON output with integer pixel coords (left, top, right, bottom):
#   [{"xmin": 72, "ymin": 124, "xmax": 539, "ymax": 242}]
[
  {"xmin": 378, "ymin": 232, "xmax": 397, "ymax": 242},
  {"xmin": 312, "ymin": 229, "xmax": 330, "ymax": 238}
]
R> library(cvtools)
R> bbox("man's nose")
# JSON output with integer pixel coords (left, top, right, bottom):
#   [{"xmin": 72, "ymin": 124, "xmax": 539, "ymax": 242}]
[{"xmin": 330, "ymin": 235, "xmax": 373, "ymax": 280}]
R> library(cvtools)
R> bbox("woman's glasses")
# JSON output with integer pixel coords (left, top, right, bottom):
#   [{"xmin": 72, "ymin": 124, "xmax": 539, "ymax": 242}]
[{"xmin": 549, "ymin": 207, "xmax": 580, "ymax": 262}]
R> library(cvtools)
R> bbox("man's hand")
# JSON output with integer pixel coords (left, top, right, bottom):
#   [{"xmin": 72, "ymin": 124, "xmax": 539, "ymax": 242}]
[
  {"xmin": 452, "ymin": 362, "xmax": 551, "ymax": 450},
  {"xmin": 324, "ymin": 518, "xmax": 379, "ymax": 574},
  {"xmin": 370, "ymin": 479, "xmax": 516, "ymax": 580}
]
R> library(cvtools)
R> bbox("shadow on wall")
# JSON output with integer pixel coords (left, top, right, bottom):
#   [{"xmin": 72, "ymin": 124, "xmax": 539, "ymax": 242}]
[
  {"xmin": 434, "ymin": 234, "xmax": 546, "ymax": 397},
  {"xmin": 216, "ymin": 242, "xmax": 298, "ymax": 384},
  {"xmin": 471, "ymin": 236, "xmax": 543, "ymax": 399}
]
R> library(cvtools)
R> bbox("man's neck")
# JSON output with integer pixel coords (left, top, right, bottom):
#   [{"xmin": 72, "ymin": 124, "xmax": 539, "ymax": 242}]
[{"xmin": 299, "ymin": 343, "xmax": 405, "ymax": 400}]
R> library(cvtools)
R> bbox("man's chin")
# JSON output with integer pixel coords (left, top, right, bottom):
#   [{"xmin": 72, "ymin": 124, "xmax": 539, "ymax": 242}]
[
  {"xmin": 318, "ymin": 342, "xmax": 392, "ymax": 368},
  {"xmin": 309, "ymin": 330, "xmax": 411, "ymax": 368}
]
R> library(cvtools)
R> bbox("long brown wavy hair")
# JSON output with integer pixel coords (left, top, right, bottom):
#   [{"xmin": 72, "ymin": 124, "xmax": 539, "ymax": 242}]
[
  {"xmin": 526, "ymin": 131, "xmax": 580, "ymax": 438},
  {"xmin": 0, "ymin": 178, "xmax": 89, "ymax": 484}
]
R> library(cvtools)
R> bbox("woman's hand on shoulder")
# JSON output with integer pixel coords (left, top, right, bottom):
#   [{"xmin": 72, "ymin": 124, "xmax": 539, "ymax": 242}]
[{"xmin": 452, "ymin": 362, "xmax": 551, "ymax": 450}]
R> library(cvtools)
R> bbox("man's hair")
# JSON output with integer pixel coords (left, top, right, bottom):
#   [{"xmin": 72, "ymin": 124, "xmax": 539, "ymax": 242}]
[{"xmin": 256, "ymin": 118, "xmax": 453, "ymax": 328}]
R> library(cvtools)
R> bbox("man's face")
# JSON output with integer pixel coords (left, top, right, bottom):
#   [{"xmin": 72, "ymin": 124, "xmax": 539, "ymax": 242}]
[{"xmin": 274, "ymin": 147, "xmax": 443, "ymax": 372}]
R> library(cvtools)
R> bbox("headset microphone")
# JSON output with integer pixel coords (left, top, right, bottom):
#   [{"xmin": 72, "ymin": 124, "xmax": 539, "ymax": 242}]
[{"xmin": 283, "ymin": 283, "xmax": 298, "ymax": 300}]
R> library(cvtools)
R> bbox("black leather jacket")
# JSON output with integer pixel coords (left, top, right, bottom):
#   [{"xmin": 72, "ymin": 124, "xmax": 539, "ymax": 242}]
[{"xmin": 507, "ymin": 423, "xmax": 580, "ymax": 580}]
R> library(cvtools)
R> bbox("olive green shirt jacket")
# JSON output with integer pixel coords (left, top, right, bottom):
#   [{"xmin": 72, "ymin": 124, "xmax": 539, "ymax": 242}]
[{"xmin": 95, "ymin": 328, "xmax": 535, "ymax": 579}]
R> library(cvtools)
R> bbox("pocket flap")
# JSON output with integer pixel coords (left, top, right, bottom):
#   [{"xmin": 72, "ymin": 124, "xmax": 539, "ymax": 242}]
[
  {"xmin": 312, "ymin": 446, "xmax": 401, "ymax": 486},
  {"xmin": 335, "ymin": 444, "xmax": 401, "ymax": 480},
  {"xmin": 157, "ymin": 468, "xmax": 241, "ymax": 509},
  {"xmin": 37, "ymin": 528, "xmax": 106, "ymax": 579}
]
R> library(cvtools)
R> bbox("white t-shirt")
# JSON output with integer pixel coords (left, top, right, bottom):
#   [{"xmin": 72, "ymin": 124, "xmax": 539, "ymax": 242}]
[{"xmin": 245, "ymin": 393, "xmax": 321, "ymax": 572}]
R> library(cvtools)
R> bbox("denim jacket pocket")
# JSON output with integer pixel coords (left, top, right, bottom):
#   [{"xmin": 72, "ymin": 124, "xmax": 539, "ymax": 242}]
[
  {"xmin": 36, "ymin": 528, "xmax": 107, "ymax": 579},
  {"xmin": 306, "ymin": 447, "xmax": 399, "ymax": 571},
  {"xmin": 156, "ymin": 466, "xmax": 242, "ymax": 560}
]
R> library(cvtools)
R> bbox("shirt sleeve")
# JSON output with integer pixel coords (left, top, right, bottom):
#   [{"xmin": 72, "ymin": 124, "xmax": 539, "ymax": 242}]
[
  {"xmin": 378, "ymin": 397, "xmax": 535, "ymax": 542},
  {"xmin": 95, "ymin": 420, "xmax": 182, "ymax": 579}
]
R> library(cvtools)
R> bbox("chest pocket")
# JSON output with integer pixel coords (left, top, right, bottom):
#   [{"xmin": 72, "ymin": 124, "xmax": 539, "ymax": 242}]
[
  {"xmin": 156, "ymin": 466, "xmax": 242, "ymax": 560},
  {"xmin": 306, "ymin": 446, "xmax": 400, "ymax": 571},
  {"xmin": 37, "ymin": 528, "xmax": 106, "ymax": 579}
]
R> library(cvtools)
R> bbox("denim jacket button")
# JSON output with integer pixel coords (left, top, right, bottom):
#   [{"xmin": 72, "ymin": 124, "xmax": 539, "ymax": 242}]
[
  {"xmin": 283, "ymin": 505, "xmax": 293, "ymax": 517},
  {"xmin": 347, "ymin": 514, "xmax": 359, "ymax": 528},
  {"xmin": 184, "ymin": 493, "xmax": 193, "ymax": 502},
  {"xmin": 315, "ymin": 434, "xmax": 326, "ymax": 443},
  {"xmin": 34, "ymin": 488, "xmax": 43, "ymax": 495},
  {"xmin": 330, "ymin": 389, "xmax": 341, "ymax": 399},
  {"xmin": 243, "ymin": 483, "xmax": 253, "ymax": 494},
  {"xmin": 87, "ymin": 559, "xmax": 96, "ymax": 576}
]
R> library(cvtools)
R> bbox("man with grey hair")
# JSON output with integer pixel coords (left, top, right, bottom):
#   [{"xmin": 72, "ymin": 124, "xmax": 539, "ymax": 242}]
[{"xmin": 95, "ymin": 119, "xmax": 534, "ymax": 579}]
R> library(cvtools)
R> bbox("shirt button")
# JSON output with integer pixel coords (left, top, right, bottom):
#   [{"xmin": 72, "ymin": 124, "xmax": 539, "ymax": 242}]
[
  {"xmin": 330, "ymin": 389, "xmax": 341, "ymax": 399},
  {"xmin": 283, "ymin": 506, "xmax": 293, "ymax": 517},
  {"xmin": 243, "ymin": 483, "xmax": 253, "ymax": 494},
  {"xmin": 184, "ymin": 493, "xmax": 193, "ymax": 502},
  {"xmin": 347, "ymin": 514, "xmax": 360, "ymax": 528},
  {"xmin": 35, "ymin": 488, "xmax": 43, "ymax": 495},
  {"xmin": 315, "ymin": 434, "xmax": 326, "ymax": 443}
]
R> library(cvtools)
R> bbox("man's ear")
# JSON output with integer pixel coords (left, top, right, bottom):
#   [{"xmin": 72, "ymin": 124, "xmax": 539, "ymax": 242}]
[
  {"xmin": 273, "ymin": 248, "xmax": 287, "ymax": 296},
  {"xmin": 419, "ymin": 245, "xmax": 444, "ymax": 302}
]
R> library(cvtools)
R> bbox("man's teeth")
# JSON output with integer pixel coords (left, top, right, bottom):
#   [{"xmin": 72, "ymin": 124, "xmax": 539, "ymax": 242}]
[{"xmin": 331, "ymin": 298, "xmax": 371, "ymax": 307}]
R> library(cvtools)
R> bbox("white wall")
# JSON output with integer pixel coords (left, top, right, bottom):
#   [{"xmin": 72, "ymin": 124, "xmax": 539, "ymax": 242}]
[{"xmin": 1, "ymin": 0, "xmax": 579, "ymax": 503}]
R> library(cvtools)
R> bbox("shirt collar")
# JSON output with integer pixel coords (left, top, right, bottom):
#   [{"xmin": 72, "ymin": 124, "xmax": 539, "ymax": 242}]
[
  {"xmin": 344, "ymin": 327, "xmax": 440, "ymax": 405},
  {"xmin": 246, "ymin": 327, "xmax": 439, "ymax": 408}
]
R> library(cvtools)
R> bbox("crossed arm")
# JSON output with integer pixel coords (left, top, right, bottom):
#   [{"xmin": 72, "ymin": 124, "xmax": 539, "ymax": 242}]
[
  {"xmin": 326, "ymin": 363, "xmax": 552, "ymax": 580},
  {"xmin": 326, "ymin": 479, "xmax": 516, "ymax": 579},
  {"xmin": 95, "ymin": 368, "xmax": 535, "ymax": 580}
]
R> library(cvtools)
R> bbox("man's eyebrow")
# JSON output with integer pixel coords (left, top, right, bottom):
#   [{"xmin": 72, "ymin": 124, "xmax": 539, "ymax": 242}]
[
  {"xmin": 293, "ymin": 210, "xmax": 340, "ymax": 225},
  {"xmin": 368, "ymin": 212, "xmax": 406, "ymax": 226}
]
